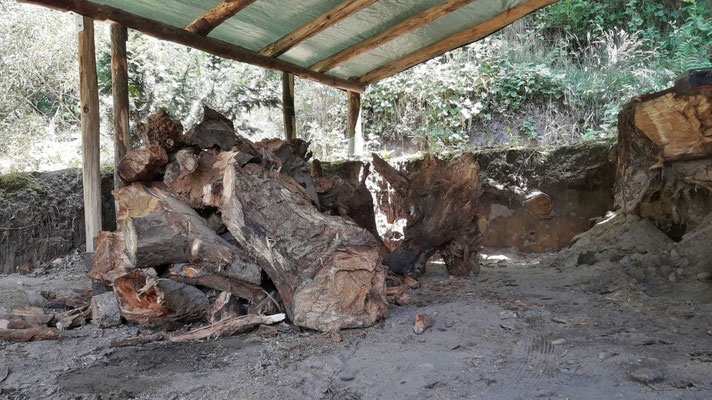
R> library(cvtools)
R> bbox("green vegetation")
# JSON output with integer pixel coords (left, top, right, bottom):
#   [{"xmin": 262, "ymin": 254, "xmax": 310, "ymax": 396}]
[
  {"xmin": 0, "ymin": 0, "xmax": 710, "ymax": 169},
  {"xmin": 0, "ymin": 171, "xmax": 44, "ymax": 199}
]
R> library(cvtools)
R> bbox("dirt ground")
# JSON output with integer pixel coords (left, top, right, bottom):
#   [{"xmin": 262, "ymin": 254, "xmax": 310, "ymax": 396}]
[{"xmin": 2, "ymin": 212, "xmax": 712, "ymax": 400}]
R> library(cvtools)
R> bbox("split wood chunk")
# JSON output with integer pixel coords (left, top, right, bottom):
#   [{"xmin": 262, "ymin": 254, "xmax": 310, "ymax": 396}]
[
  {"xmin": 184, "ymin": 106, "xmax": 237, "ymax": 150},
  {"xmin": 40, "ymin": 289, "xmax": 91, "ymax": 309},
  {"xmin": 113, "ymin": 270, "xmax": 209, "ymax": 329},
  {"xmin": 167, "ymin": 264, "xmax": 265, "ymax": 303},
  {"xmin": 114, "ymin": 182, "xmax": 261, "ymax": 285},
  {"xmin": 413, "ymin": 313, "xmax": 431, "ymax": 335},
  {"xmin": 0, "ymin": 328, "xmax": 61, "ymax": 342},
  {"xmin": 53, "ymin": 306, "xmax": 90, "ymax": 330},
  {"xmin": 524, "ymin": 191, "xmax": 553, "ymax": 216},
  {"xmin": 373, "ymin": 153, "xmax": 483, "ymax": 276},
  {"xmin": 221, "ymin": 163, "xmax": 388, "ymax": 332},
  {"xmin": 163, "ymin": 148, "xmax": 199, "ymax": 185},
  {"xmin": 91, "ymin": 292, "xmax": 122, "ymax": 328},
  {"xmin": 169, "ymin": 313, "xmax": 285, "ymax": 342},
  {"xmin": 90, "ymin": 231, "xmax": 134, "ymax": 285},
  {"xmin": 117, "ymin": 145, "xmax": 168, "ymax": 185},
  {"xmin": 163, "ymin": 150, "xmax": 237, "ymax": 209},
  {"xmin": 256, "ymin": 138, "xmax": 320, "ymax": 208},
  {"xmin": 0, "ymin": 312, "xmax": 53, "ymax": 329},
  {"xmin": 137, "ymin": 109, "xmax": 185, "ymax": 151},
  {"xmin": 110, "ymin": 333, "xmax": 166, "ymax": 347},
  {"xmin": 207, "ymin": 292, "xmax": 244, "ymax": 323}
]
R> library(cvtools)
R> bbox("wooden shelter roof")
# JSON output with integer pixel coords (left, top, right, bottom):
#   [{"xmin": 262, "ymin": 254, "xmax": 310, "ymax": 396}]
[{"xmin": 22, "ymin": 0, "xmax": 557, "ymax": 91}]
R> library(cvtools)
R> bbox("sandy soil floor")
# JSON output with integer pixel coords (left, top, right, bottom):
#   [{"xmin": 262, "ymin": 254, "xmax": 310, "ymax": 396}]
[{"xmin": 1, "ymin": 241, "xmax": 711, "ymax": 400}]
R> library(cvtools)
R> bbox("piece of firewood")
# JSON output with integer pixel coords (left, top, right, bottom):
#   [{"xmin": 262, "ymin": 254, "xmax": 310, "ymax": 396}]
[
  {"xmin": 183, "ymin": 106, "xmax": 238, "ymax": 150},
  {"xmin": 110, "ymin": 333, "xmax": 166, "ymax": 347},
  {"xmin": 0, "ymin": 327, "xmax": 60, "ymax": 342},
  {"xmin": 413, "ymin": 313, "xmax": 431, "ymax": 335},
  {"xmin": 53, "ymin": 306, "xmax": 90, "ymax": 330},
  {"xmin": 163, "ymin": 148, "xmax": 199, "ymax": 184},
  {"xmin": 113, "ymin": 270, "xmax": 209, "ymax": 330},
  {"xmin": 41, "ymin": 289, "xmax": 91, "ymax": 309},
  {"xmin": 166, "ymin": 264, "xmax": 266, "ymax": 304},
  {"xmin": 117, "ymin": 145, "xmax": 168, "ymax": 185},
  {"xmin": 169, "ymin": 313, "xmax": 285, "ymax": 342},
  {"xmin": 207, "ymin": 292, "xmax": 244, "ymax": 323},
  {"xmin": 91, "ymin": 292, "xmax": 122, "ymax": 328},
  {"xmin": 221, "ymin": 163, "xmax": 388, "ymax": 332},
  {"xmin": 114, "ymin": 182, "xmax": 261, "ymax": 285},
  {"xmin": 89, "ymin": 231, "xmax": 134, "ymax": 285}
]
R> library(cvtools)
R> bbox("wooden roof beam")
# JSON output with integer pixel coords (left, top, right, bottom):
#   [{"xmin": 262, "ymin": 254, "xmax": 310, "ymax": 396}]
[
  {"xmin": 20, "ymin": 0, "xmax": 365, "ymax": 93},
  {"xmin": 259, "ymin": 0, "xmax": 378, "ymax": 58},
  {"xmin": 310, "ymin": 0, "xmax": 476, "ymax": 73},
  {"xmin": 185, "ymin": 0, "xmax": 257, "ymax": 36},
  {"xmin": 358, "ymin": 0, "xmax": 559, "ymax": 84}
]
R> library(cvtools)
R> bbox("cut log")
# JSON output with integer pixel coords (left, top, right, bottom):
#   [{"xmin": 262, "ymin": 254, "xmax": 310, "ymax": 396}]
[
  {"xmin": 184, "ymin": 106, "xmax": 237, "ymax": 150},
  {"xmin": 89, "ymin": 230, "xmax": 134, "ymax": 285},
  {"xmin": 166, "ymin": 264, "xmax": 266, "ymax": 303},
  {"xmin": 221, "ymin": 163, "xmax": 388, "ymax": 332},
  {"xmin": 137, "ymin": 109, "xmax": 185, "ymax": 151},
  {"xmin": 169, "ymin": 313, "xmax": 285, "ymax": 342},
  {"xmin": 117, "ymin": 145, "xmax": 168, "ymax": 185},
  {"xmin": 0, "ymin": 328, "xmax": 60, "ymax": 342},
  {"xmin": 114, "ymin": 182, "xmax": 261, "ymax": 285},
  {"xmin": 256, "ymin": 138, "xmax": 320, "ymax": 208},
  {"xmin": 207, "ymin": 292, "xmax": 244, "ymax": 323},
  {"xmin": 113, "ymin": 270, "xmax": 209, "ymax": 329},
  {"xmin": 163, "ymin": 150, "xmax": 237, "ymax": 209},
  {"xmin": 91, "ymin": 292, "xmax": 122, "ymax": 328},
  {"xmin": 372, "ymin": 153, "xmax": 483, "ymax": 276}
]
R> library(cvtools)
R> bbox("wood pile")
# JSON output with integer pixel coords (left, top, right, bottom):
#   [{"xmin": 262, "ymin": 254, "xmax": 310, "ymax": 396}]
[{"xmin": 96, "ymin": 107, "xmax": 387, "ymax": 334}]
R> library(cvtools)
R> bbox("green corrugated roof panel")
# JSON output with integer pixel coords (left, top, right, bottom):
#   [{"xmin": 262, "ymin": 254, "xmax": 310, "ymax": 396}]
[{"xmin": 90, "ymin": 0, "xmax": 547, "ymax": 82}]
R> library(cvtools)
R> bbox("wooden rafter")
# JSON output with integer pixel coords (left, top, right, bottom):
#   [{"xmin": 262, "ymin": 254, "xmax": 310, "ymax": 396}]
[
  {"xmin": 20, "ymin": 0, "xmax": 365, "ymax": 93},
  {"xmin": 310, "ymin": 0, "xmax": 476, "ymax": 73},
  {"xmin": 259, "ymin": 0, "xmax": 378, "ymax": 58},
  {"xmin": 358, "ymin": 0, "xmax": 559, "ymax": 83},
  {"xmin": 185, "ymin": 0, "xmax": 257, "ymax": 36}
]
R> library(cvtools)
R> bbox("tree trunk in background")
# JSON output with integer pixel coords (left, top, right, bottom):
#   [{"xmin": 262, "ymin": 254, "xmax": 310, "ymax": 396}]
[
  {"xmin": 282, "ymin": 72, "xmax": 296, "ymax": 141},
  {"xmin": 111, "ymin": 23, "xmax": 130, "ymax": 189}
]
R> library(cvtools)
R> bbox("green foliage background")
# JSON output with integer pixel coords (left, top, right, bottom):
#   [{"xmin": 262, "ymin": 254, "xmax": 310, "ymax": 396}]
[{"xmin": 0, "ymin": 0, "xmax": 710, "ymax": 169}]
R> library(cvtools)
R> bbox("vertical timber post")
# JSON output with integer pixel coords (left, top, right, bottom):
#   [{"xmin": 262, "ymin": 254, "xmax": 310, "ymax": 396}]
[
  {"xmin": 111, "ymin": 23, "xmax": 130, "ymax": 189},
  {"xmin": 282, "ymin": 72, "xmax": 296, "ymax": 141},
  {"xmin": 78, "ymin": 16, "xmax": 102, "ymax": 253},
  {"xmin": 347, "ymin": 91, "xmax": 361, "ymax": 157}
]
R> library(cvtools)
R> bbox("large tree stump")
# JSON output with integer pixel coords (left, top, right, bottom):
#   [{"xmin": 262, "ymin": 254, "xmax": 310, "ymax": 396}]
[
  {"xmin": 616, "ymin": 87, "xmax": 712, "ymax": 237},
  {"xmin": 220, "ymin": 163, "xmax": 387, "ymax": 332},
  {"xmin": 257, "ymin": 138, "xmax": 320, "ymax": 208},
  {"xmin": 184, "ymin": 106, "xmax": 238, "ymax": 150},
  {"xmin": 372, "ymin": 153, "xmax": 483, "ymax": 276},
  {"xmin": 137, "ymin": 109, "xmax": 185, "ymax": 151},
  {"xmin": 114, "ymin": 182, "xmax": 261, "ymax": 285},
  {"xmin": 163, "ymin": 149, "xmax": 236, "ymax": 209}
]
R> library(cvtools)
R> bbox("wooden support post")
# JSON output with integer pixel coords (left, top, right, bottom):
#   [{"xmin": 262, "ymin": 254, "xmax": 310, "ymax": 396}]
[
  {"xmin": 282, "ymin": 72, "xmax": 296, "ymax": 141},
  {"xmin": 347, "ymin": 91, "xmax": 362, "ymax": 157},
  {"xmin": 78, "ymin": 16, "xmax": 102, "ymax": 252},
  {"xmin": 111, "ymin": 23, "xmax": 130, "ymax": 189}
]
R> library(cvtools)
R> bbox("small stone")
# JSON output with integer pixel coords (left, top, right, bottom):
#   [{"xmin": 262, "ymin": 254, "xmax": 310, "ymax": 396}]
[
  {"xmin": 551, "ymin": 339, "xmax": 566, "ymax": 345},
  {"xmin": 91, "ymin": 292, "xmax": 122, "ymax": 328},
  {"xmin": 577, "ymin": 251, "xmax": 597, "ymax": 266},
  {"xmin": 627, "ymin": 368, "xmax": 664, "ymax": 385},
  {"xmin": 414, "ymin": 314, "xmax": 431, "ymax": 335},
  {"xmin": 265, "ymin": 364, "xmax": 279, "ymax": 372},
  {"xmin": 667, "ymin": 273, "xmax": 677, "ymax": 282},
  {"xmin": 339, "ymin": 373, "xmax": 355, "ymax": 382},
  {"xmin": 696, "ymin": 272, "xmax": 712, "ymax": 281}
]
